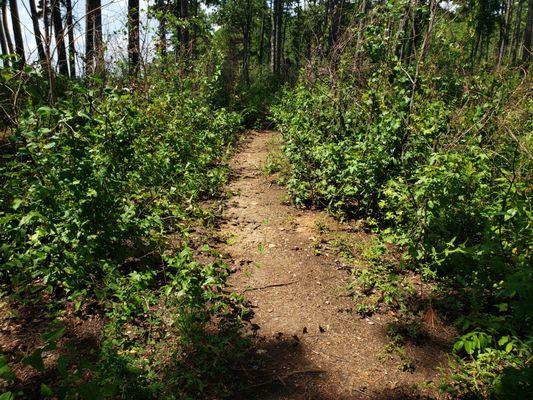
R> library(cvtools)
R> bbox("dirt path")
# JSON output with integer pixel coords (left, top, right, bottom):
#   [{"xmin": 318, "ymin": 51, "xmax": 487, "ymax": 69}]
[{"xmin": 221, "ymin": 131, "xmax": 447, "ymax": 400}]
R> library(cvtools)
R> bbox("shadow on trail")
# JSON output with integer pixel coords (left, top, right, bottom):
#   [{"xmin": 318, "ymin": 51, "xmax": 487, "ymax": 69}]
[{"xmin": 231, "ymin": 332, "xmax": 439, "ymax": 400}]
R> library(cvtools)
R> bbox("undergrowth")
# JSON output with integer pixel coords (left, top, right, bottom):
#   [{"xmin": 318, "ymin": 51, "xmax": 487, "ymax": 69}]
[
  {"xmin": 0, "ymin": 54, "xmax": 248, "ymax": 399},
  {"xmin": 273, "ymin": 44, "xmax": 532, "ymax": 400}
]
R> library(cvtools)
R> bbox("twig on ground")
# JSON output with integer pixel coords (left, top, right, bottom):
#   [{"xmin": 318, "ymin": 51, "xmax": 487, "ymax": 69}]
[
  {"xmin": 245, "ymin": 369, "xmax": 324, "ymax": 389},
  {"xmin": 245, "ymin": 280, "xmax": 299, "ymax": 291}
]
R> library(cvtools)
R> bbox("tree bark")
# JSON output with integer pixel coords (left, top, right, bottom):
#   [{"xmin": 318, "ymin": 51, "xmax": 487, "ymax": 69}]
[
  {"xmin": 128, "ymin": 0, "xmax": 140, "ymax": 76},
  {"xmin": 1, "ymin": 0, "xmax": 13, "ymax": 55},
  {"xmin": 9, "ymin": 0, "xmax": 25, "ymax": 66},
  {"xmin": 259, "ymin": 9, "xmax": 265, "ymax": 64},
  {"xmin": 523, "ymin": 0, "xmax": 533, "ymax": 62},
  {"xmin": 0, "ymin": 2, "xmax": 9, "ymax": 66},
  {"xmin": 156, "ymin": 0, "xmax": 167, "ymax": 56},
  {"xmin": 270, "ymin": 0, "xmax": 275, "ymax": 72},
  {"xmin": 93, "ymin": 0, "xmax": 103, "ymax": 72},
  {"xmin": 270, "ymin": 0, "xmax": 282, "ymax": 75},
  {"xmin": 511, "ymin": 0, "xmax": 524, "ymax": 63},
  {"xmin": 85, "ymin": 0, "xmax": 95, "ymax": 74},
  {"xmin": 498, "ymin": 0, "xmax": 514, "ymax": 68},
  {"xmin": 29, "ymin": 0, "xmax": 47, "ymax": 65},
  {"xmin": 51, "ymin": 0, "xmax": 68, "ymax": 75},
  {"xmin": 65, "ymin": 0, "xmax": 76, "ymax": 77}
]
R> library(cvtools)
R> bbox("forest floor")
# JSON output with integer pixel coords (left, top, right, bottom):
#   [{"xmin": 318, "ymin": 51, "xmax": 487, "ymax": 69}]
[{"xmin": 220, "ymin": 131, "xmax": 451, "ymax": 400}]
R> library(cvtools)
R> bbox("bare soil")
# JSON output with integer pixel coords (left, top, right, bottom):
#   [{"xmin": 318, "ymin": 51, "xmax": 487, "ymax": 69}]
[{"xmin": 220, "ymin": 131, "xmax": 449, "ymax": 400}]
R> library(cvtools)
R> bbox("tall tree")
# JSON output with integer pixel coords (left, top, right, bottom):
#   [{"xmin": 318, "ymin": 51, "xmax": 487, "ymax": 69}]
[
  {"xmin": 128, "ymin": 0, "xmax": 140, "ymax": 75},
  {"xmin": 271, "ymin": 0, "xmax": 282, "ymax": 75},
  {"xmin": 523, "ymin": 0, "xmax": 533, "ymax": 61},
  {"xmin": 174, "ymin": 0, "xmax": 190, "ymax": 58},
  {"xmin": 0, "ymin": 1, "xmax": 9, "ymax": 65},
  {"xmin": 498, "ymin": 0, "xmax": 514, "ymax": 67},
  {"xmin": 1, "ymin": 0, "xmax": 13, "ymax": 56},
  {"xmin": 42, "ymin": 0, "xmax": 52, "ymax": 57},
  {"xmin": 85, "ymin": 0, "xmax": 94, "ymax": 74},
  {"xmin": 9, "ymin": 0, "xmax": 25, "ymax": 66},
  {"xmin": 511, "ymin": 0, "xmax": 525, "ymax": 62},
  {"xmin": 65, "ymin": 0, "xmax": 76, "ymax": 77},
  {"xmin": 156, "ymin": 0, "xmax": 167, "ymax": 56},
  {"xmin": 29, "ymin": 0, "xmax": 47, "ymax": 65},
  {"xmin": 51, "ymin": 0, "xmax": 68, "ymax": 75},
  {"xmin": 93, "ymin": 0, "xmax": 103, "ymax": 71}
]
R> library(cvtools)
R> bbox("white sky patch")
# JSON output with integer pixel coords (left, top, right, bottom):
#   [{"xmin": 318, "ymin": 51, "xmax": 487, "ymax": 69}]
[{"xmin": 7, "ymin": 0, "xmax": 156, "ymax": 74}]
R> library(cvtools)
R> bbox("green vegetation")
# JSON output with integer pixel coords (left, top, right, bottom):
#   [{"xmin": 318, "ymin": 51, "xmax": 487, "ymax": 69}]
[
  {"xmin": 271, "ymin": 1, "xmax": 532, "ymax": 398},
  {"xmin": 0, "ymin": 0, "xmax": 531, "ymax": 397}
]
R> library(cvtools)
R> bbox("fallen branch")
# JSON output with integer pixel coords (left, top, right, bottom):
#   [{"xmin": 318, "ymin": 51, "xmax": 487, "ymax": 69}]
[
  {"xmin": 245, "ymin": 369, "xmax": 324, "ymax": 389},
  {"xmin": 245, "ymin": 280, "xmax": 299, "ymax": 291}
]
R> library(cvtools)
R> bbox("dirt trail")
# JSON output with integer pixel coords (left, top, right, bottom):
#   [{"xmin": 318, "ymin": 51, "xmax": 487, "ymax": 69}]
[{"xmin": 221, "ymin": 131, "xmax": 446, "ymax": 400}]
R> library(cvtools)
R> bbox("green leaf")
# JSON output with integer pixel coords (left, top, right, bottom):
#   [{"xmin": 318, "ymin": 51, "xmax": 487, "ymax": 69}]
[
  {"xmin": 0, "ymin": 355, "xmax": 15, "ymax": 381},
  {"xmin": 505, "ymin": 342, "xmax": 514, "ymax": 353},
  {"xmin": 22, "ymin": 349, "xmax": 45, "ymax": 372},
  {"xmin": 464, "ymin": 340, "xmax": 474, "ymax": 355},
  {"xmin": 0, "ymin": 392, "xmax": 14, "ymax": 400},
  {"xmin": 498, "ymin": 336, "xmax": 509, "ymax": 346},
  {"xmin": 40, "ymin": 384, "xmax": 53, "ymax": 396},
  {"xmin": 12, "ymin": 199, "xmax": 22, "ymax": 210},
  {"xmin": 42, "ymin": 327, "xmax": 65, "ymax": 344}
]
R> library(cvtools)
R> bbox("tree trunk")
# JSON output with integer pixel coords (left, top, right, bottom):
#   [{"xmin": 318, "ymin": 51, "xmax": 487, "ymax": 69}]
[
  {"xmin": 157, "ymin": 0, "xmax": 167, "ymax": 56},
  {"xmin": 271, "ymin": 0, "xmax": 282, "ymax": 75},
  {"xmin": 259, "ymin": 9, "xmax": 265, "ymax": 64},
  {"xmin": 9, "ymin": 0, "xmax": 25, "ymax": 66},
  {"xmin": 498, "ymin": 0, "xmax": 513, "ymax": 68},
  {"xmin": 242, "ymin": 0, "xmax": 251, "ymax": 85},
  {"xmin": 94, "ymin": 0, "xmax": 103, "ymax": 72},
  {"xmin": 42, "ymin": 0, "xmax": 52, "ymax": 58},
  {"xmin": 328, "ymin": 0, "xmax": 343, "ymax": 50},
  {"xmin": 85, "ymin": 0, "xmax": 94, "ymax": 74},
  {"xmin": 270, "ymin": 0, "xmax": 275, "ymax": 72},
  {"xmin": 29, "ymin": 0, "xmax": 47, "ymax": 65},
  {"xmin": 0, "ymin": 2, "xmax": 9, "ymax": 66},
  {"xmin": 523, "ymin": 0, "xmax": 533, "ymax": 62},
  {"xmin": 51, "ymin": 0, "xmax": 68, "ymax": 75},
  {"xmin": 511, "ymin": 0, "xmax": 524, "ymax": 62},
  {"xmin": 181, "ymin": 0, "xmax": 189, "ymax": 55},
  {"xmin": 128, "ymin": 0, "xmax": 140, "ymax": 76},
  {"xmin": 1, "ymin": 0, "xmax": 13, "ymax": 55},
  {"xmin": 65, "ymin": 0, "xmax": 76, "ymax": 77}
]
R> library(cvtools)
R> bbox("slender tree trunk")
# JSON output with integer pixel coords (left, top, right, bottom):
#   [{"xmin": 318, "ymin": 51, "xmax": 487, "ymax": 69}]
[
  {"xmin": 29, "ymin": 0, "xmax": 47, "ymax": 65},
  {"xmin": 42, "ymin": 0, "xmax": 51, "ymax": 58},
  {"xmin": 1, "ymin": 0, "xmax": 13, "ymax": 55},
  {"xmin": 181, "ymin": 0, "xmax": 189, "ymax": 55},
  {"xmin": 9, "ymin": 0, "xmax": 25, "ymax": 66},
  {"xmin": 157, "ymin": 0, "xmax": 167, "ymax": 56},
  {"xmin": 93, "ymin": 0, "xmax": 103, "ymax": 73},
  {"xmin": 273, "ymin": 0, "xmax": 282, "ymax": 75},
  {"xmin": 498, "ymin": 0, "xmax": 513, "ymax": 68},
  {"xmin": 523, "ymin": 0, "xmax": 533, "ymax": 62},
  {"xmin": 511, "ymin": 0, "xmax": 524, "ymax": 62},
  {"xmin": 259, "ymin": 9, "xmax": 265, "ymax": 64},
  {"xmin": 65, "ymin": 0, "xmax": 76, "ymax": 77},
  {"xmin": 51, "ymin": 0, "xmax": 68, "ymax": 75},
  {"xmin": 128, "ymin": 0, "xmax": 140, "ymax": 76},
  {"xmin": 0, "ymin": 2, "xmax": 9, "ymax": 66},
  {"xmin": 243, "ymin": 24, "xmax": 250, "ymax": 85},
  {"xmin": 270, "ymin": 0, "xmax": 276, "ymax": 72},
  {"xmin": 85, "ymin": 0, "xmax": 94, "ymax": 74},
  {"xmin": 329, "ymin": 0, "xmax": 343, "ymax": 49}
]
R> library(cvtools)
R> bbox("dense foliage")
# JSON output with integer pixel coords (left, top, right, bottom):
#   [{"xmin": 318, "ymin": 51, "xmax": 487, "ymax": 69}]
[
  {"xmin": 0, "ymin": 54, "xmax": 247, "ymax": 398},
  {"xmin": 272, "ymin": 1, "xmax": 532, "ymax": 397},
  {"xmin": 0, "ymin": 0, "xmax": 531, "ymax": 397}
]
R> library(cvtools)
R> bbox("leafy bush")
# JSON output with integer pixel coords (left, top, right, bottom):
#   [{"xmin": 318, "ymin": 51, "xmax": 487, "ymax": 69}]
[
  {"xmin": 273, "ymin": 64, "xmax": 532, "ymax": 396},
  {"xmin": 0, "ymin": 57, "xmax": 245, "ymax": 398}
]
